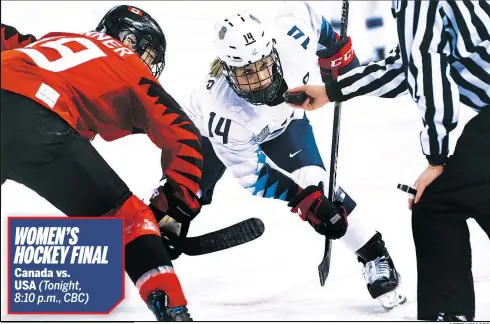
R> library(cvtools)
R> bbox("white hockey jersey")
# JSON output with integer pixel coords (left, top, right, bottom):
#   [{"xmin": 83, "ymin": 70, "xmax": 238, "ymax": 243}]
[{"xmin": 185, "ymin": 2, "xmax": 339, "ymax": 201}]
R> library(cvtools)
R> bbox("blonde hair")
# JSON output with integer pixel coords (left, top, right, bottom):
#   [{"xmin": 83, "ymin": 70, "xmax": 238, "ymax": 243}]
[{"xmin": 210, "ymin": 56, "xmax": 223, "ymax": 77}]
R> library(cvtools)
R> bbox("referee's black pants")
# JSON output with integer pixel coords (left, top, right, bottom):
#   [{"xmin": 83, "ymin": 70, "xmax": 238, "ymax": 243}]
[{"xmin": 412, "ymin": 108, "xmax": 490, "ymax": 320}]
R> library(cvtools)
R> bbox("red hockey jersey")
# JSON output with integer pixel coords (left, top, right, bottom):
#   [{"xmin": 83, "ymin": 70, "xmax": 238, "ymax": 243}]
[{"xmin": 1, "ymin": 26, "xmax": 202, "ymax": 209}]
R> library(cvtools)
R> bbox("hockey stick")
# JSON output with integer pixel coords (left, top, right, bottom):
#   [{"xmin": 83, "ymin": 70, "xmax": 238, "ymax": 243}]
[
  {"xmin": 163, "ymin": 218, "xmax": 265, "ymax": 256},
  {"xmin": 319, "ymin": 0, "xmax": 350, "ymax": 287}
]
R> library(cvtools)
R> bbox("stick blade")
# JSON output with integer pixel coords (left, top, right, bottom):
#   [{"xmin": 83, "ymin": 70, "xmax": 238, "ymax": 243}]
[
  {"xmin": 318, "ymin": 239, "xmax": 333, "ymax": 286},
  {"xmin": 174, "ymin": 218, "xmax": 265, "ymax": 256}
]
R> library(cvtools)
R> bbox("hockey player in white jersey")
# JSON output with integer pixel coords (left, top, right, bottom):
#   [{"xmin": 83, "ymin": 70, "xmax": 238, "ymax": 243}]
[{"xmin": 161, "ymin": 2, "xmax": 406, "ymax": 309}]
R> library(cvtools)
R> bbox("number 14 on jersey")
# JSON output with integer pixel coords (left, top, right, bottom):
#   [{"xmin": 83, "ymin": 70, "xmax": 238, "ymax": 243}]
[{"xmin": 208, "ymin": 112, "xmax": 231, "ymax": 144}]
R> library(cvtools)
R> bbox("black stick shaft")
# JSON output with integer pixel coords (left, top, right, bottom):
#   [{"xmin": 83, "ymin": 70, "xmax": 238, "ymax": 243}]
[
  {"xmin": 319, "ymin": 0, "xmax": 350, "ymax": 287},
  {"xmin": 328, "ymin": 0, "xmax": 349, "ymax": 200}
]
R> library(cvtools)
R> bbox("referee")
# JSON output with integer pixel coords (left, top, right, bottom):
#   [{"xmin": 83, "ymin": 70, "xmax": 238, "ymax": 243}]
[{"xmin": 286, "ymin": 1, "xmax": 489, "ymax": 321}]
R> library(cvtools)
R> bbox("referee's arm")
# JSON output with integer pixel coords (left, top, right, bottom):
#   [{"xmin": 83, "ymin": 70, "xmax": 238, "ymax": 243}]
[
  {"xmin": 325, "ymin": 45, "xmax": 408, "ymax": 102},
  {"xmin": 398, "ymin": 1, "xmax": 460, "ymax": 166}
]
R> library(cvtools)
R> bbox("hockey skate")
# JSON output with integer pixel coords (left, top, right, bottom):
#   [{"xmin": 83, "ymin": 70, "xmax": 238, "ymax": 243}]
[
  {"xmin": 356, "ymin": 232, "xmax": 407, "ymax": 310},
  {"xmin": 436, "ymin": 313, "xmax": 475, "ymax": 321},
  {"xmin": 147, "ymin": 290, "xmax": 193, "ymax": 321}
]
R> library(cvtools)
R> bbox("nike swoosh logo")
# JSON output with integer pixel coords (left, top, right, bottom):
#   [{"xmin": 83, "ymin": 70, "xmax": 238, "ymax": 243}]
[{"xmin": 289, "ymin": 150, "xmax": 302, "ymax": 158}]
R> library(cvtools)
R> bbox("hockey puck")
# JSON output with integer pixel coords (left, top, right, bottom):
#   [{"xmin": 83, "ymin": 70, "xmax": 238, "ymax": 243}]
[
  {"xmin": 397, "ymin": 184, "xmax": 417, "ymax": 198},
  {"xmin": 283, "ymin": 91, "xmax": 307, "ymax": 104}
]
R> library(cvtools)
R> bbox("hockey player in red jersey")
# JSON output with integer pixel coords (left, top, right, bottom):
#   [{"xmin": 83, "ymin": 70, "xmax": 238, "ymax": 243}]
[
  {"xmin": 1, "ymin": 24, "xmax": 37, "ymax": 51},
  {"xmin": 1, "ymin": 6, "xmax": 201, "ymax": 321}
]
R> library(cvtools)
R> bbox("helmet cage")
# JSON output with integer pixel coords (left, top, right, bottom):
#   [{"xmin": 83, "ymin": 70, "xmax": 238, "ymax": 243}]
[
  {"xmin": 118, "ymin": 20, "xmax": 165, "ymax": 78},
  {"xmin": 222, "ymin": 47, "xmax": 284, "ymax": 105}
]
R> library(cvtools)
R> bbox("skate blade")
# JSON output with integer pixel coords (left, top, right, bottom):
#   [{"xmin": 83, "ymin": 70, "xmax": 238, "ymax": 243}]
[{"xmin": 377, "ymin": 290, "xmax": 407, "ymax": 310}]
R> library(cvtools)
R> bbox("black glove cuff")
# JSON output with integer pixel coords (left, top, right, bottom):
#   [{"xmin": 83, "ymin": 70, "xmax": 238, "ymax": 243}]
[
  {"xmin": 162, "ymin": 182, "xmax": 200, "ymax": 223},
  {"xmin": 149, "ymin": 204, "xmax": 165, "ymax": 223},
  {"xmin": 325, "ymin": 81, "xmax": 345, "ymax": 103}
]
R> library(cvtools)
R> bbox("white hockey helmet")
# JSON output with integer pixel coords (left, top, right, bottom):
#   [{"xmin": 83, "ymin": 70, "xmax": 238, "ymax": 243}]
[
  {"xmin": 214, "ymin": 11, "xmax": 271, "ymax": 67},
  {"xmin": 213, "ymin": 11, "xmax": 285, "ymax": 105}
]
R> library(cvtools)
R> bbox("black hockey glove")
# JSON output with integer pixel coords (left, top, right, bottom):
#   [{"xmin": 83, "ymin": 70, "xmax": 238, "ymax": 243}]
[
  {"xmin": 288, "ymin": 182, "xmax": 348, "ymax": 240},
  {"xmin": 308, "ymin": 200, "xmax": 349, "ymax": 237},
  {"xmin": 149, "ymin": 180, "xmax": 201, "ymax": 260},
  {"xmin": 150, "ymin": 180, "xmax": 201, "ymax": 223},
  {"xmin": 150, "ymin": 203, "xmax": 190, "ymax": 260}
]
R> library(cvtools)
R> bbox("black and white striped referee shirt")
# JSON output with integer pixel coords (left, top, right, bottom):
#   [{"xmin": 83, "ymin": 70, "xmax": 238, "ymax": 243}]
[{"xmin": 326, "ymin": 0, "xmax": 490, "ymax": 165}]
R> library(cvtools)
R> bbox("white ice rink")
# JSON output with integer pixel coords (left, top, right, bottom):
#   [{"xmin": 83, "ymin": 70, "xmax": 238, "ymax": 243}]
[{"xmin": 2, "ymin": 1, "xmax": 489, "ymax": 321}]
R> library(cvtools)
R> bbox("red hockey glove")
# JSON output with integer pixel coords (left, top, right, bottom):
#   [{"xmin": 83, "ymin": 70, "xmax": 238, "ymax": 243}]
[{"xmin": 318, "ymin": 36, "xmax": 359, "ymax": 83}]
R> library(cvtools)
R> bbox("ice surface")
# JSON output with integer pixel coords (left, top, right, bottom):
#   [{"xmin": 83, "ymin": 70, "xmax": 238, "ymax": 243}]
[{"xmin": 2, "ymin": 1, "xmax": 488, "ymax": 321}]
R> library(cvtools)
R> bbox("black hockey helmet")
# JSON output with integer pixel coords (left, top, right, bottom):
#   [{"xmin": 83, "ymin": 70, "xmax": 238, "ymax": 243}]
[{"xmin": 96, "ymin": 5, "xmax": 166, "ymax": 79}]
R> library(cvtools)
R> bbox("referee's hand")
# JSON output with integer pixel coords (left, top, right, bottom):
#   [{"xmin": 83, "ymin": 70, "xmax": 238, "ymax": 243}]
[
  {"xmin": 285, "ymin": 85, "xmax": 331, "ymax": 111},
  {"xmin": 409, "ymin": 164, "xmax": 444, "ymax": 209}
]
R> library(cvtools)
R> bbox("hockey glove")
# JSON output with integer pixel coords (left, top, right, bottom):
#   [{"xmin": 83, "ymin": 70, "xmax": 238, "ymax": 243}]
[
  {"xmin": 150, "ymin": 208, "xmax": 190, "ymax": 260},
  {"xmin": 149, "ymin": 180, "xmax": 201, "ymax": 260},
  {"xmin": 317, "ymin": 36, "xmax": 359, "ymax": 84},
  {"xmin": 309, "ymin": 200, "xmax": 349, "ymax": 237},
  {"xmin": 288, "ymin": 183, "xmax": 348, "ymax": 239},
  {"xmin": 150, "ymin": 180, "xmax": 201, "ymax": 223}
]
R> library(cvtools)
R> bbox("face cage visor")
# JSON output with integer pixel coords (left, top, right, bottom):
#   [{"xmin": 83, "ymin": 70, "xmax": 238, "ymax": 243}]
[
  {"xmin": 119, "ymin": 27, "xmax": 165, "ymax": 79},
  {"xmin": 223, "ymin": 48, "xmax": 284, "ymax": 105}
]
